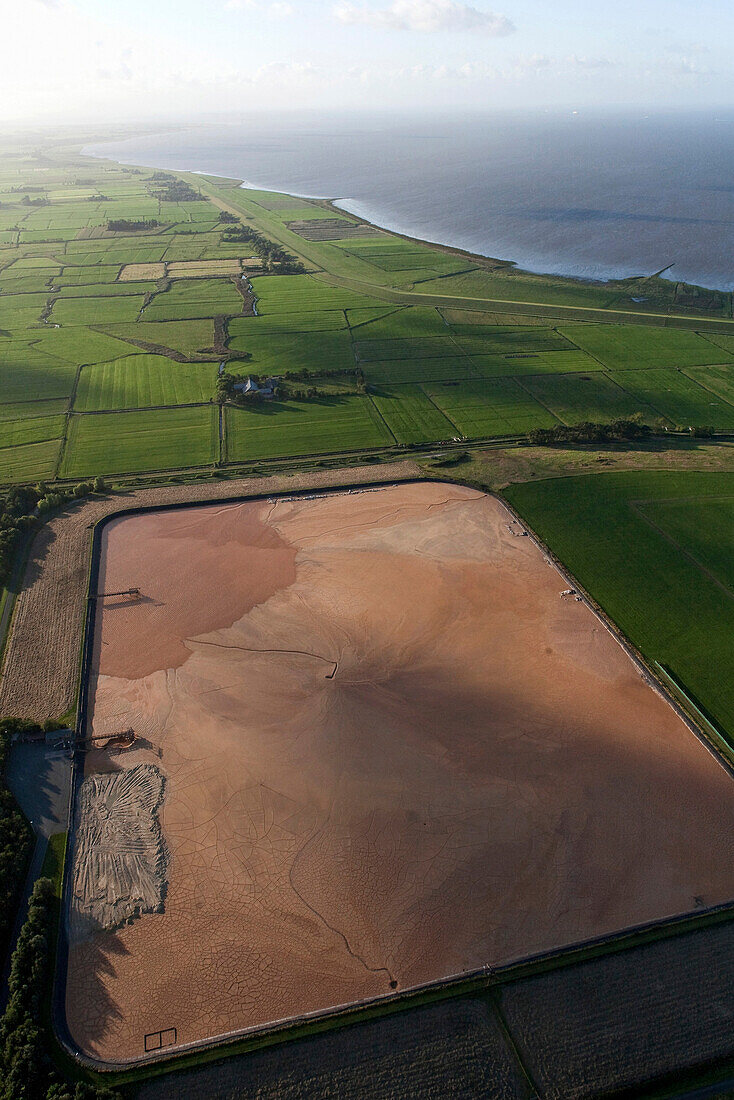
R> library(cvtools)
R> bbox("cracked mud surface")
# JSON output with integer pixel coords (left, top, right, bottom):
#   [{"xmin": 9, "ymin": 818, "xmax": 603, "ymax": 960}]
[{"xmin": 64, "ymin": 483, "xmax": 734, "ymax": 1064}]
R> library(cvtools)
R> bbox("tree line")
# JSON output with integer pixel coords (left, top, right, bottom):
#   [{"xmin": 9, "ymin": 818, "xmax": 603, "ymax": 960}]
[
  {"xmin": 220, "ymin": 220, "xmax": 305, "ymax": 273},
  {"xmin": 149, "ymin": 173, "xmax": 200, "ymax": 203},
  {"xmin": 106, "ymin": 219, "xmax": 159, "ymax": 233},
  {"xmin": 525, "ymin": 416, "xmax": 653, "ymax": 445},
  {"xmin": 0, "ymin": 480, "xmax": 105, "ymax": 591},
  {"xmin": 0, "ymin": 876, "xmax": 121, "ymax": 1100}
]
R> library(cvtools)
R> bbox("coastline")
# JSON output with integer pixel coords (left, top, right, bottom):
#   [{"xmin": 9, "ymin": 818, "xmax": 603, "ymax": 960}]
[{"xmin": 82, "ymin": 143, "xmax": 715, "ymax": 297}]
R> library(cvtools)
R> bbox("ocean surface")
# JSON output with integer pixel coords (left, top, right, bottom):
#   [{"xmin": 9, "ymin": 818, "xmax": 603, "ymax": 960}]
[{"xmin": 86, "ymin": 111, "xmax": 734, "ymax": 291}]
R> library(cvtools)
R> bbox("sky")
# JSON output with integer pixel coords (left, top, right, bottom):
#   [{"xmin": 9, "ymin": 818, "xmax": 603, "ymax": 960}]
[{"xmin": 1, "ymin": 0, "xmax": 733, "ymax": 124}]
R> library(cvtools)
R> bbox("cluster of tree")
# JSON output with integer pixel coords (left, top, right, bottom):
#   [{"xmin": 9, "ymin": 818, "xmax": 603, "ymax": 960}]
[
  {"xmin": 0, "ymin": 719, "xmax": 34, "ymax": 963},
  {"xmin": 0, "ymin": 479, "xmax": 105, "ymax": 590},
  {"xmin": 149, "ymin": 173, "xmax": 200, "ymax": 202},
  {"xmin": 526, "ymin": 416, "xmax": 652, "ymax": 446},
  {"xmin": 216, "ymin": 369, "xmax": 273, "ymax": 406},
  {"xmin": 220, "ymin": 225, "xmax": 305, "ymax": 273},
  {"xmin": 218, "ymin": 211, "xmax": 239, "ymax": 224},
  {"xmin": 106, "ymin": 218, "xmax": 159, "ymax": 233},
  {"xmin": 20, "ymin": 196, "xmax": 48, "ymax": 207},
  {"xmin": 0, "ymin": 877, "xmax": 121, "ymax": 1100},
  {"xmin": 0, "ymin": 487, "xmax": 40, "ymax": 591},
  {"xmin": 10, "ymin": 186, "xmax": 44, "ymax": 194}
]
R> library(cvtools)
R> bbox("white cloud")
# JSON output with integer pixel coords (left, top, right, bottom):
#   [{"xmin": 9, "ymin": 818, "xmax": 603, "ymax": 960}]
[
  {"xmin": 334, "ymin": 0, "xmax": 514, "ymax": 35},
  {"xmin": 225, "ymin": 0, "xmax": 293, "ymax": 14}
]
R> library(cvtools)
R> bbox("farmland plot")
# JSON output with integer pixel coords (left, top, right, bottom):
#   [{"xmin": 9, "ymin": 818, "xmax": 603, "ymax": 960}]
[
  {"xmin": 424, "ymin": 378, "xmax": 559, "ymax": 437},
  {"xmin": 74, "ymin": 355, "xmax": 216, "ymax": 411},
  {"xmin": 62, "ymin": 406, "xmax": 218, "ymax": 477},
  {"xmin": 561, "ymin": 324, "xmax": 731, "ymax": 370},
  {"xmin": 225, "ymin": 395, "xmax": 391, "ymax": 460},
  {"xmin": 609, "ymin": 368, "xmax": 734, "ymax": 428}
]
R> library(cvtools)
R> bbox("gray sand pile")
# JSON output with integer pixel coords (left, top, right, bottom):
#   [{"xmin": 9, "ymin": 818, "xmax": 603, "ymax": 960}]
[{"xmin": 70, "ymin": 764, "xmax": 168, "ymax": 942}]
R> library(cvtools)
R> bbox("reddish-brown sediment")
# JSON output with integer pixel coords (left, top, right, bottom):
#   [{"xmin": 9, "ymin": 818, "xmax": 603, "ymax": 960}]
[{"xmin": 65, "ymin": 483, "xmax": 734, "ymax": 1065}]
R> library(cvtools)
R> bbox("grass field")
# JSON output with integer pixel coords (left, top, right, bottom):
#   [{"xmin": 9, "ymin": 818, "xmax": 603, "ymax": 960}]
[
  {"xmin": 503, "ymin": 471, "xmax": 734, "ymax": 742},
  {"xmin": 608, "ymin": 368, "xmax": 734, "ymax": 428},
  {"xmin": 424, "ymin": 378, "xmax": 560, "ymax": 437},
  {"xmin": 370, "ymin": 385, "xmax": 457, "ymax": 443},
  {"xmin": 103, "ymin": 319, "xmax": 215, "ymax": 356},
  {"xmin": 0, "ymin": 439, "xmax": 61, "ymax": 482},
  {"xmin": 61, "ymin": 406, "xmax": 218, "ymax": 477},
  {"xmin": 561, "ymin": 325, "xmax": 732, "ymax": 370},
  {"xmin": 226, "ymin": 331, "xmax": 355, "ymax": 374},
  {"xmin": 74, "ymin": 355, "xmax": 216, "ymax": 411},
  {"xmin": 519, "ymin": 373, "xmax": 659, "ymax": 424},
  {"xmin": 225, "ymin": 395, "xmax": 392, "ymax": 460}
]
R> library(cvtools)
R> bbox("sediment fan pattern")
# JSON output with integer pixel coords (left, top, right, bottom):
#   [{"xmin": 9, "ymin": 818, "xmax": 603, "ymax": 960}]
[{"xmin": 70, "ymin": 764, "xmax": 168, "ymax": 940}]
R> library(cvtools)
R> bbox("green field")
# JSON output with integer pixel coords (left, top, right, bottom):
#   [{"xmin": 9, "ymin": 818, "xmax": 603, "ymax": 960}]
[
  {"xmin": 561, "ymin": 325, "xmax": 731, "ymax": 370},
  {"xmin": 424, "ymin": 378, "xmax": 559, "ymax": 437},
  {"xmin": 225, "ymin": 395, "xmax": 391, "ymax": 460},
  {"xmin": 226, "ymin": 330, "xmax": 355, "ymax": 374},
  {"xmin": 520, "ymin": 373, "xmax": 659, "ymax": 424},
  {"xmin": 503, "ymin": 471, "xmax": 734, "ymax": 743},
  {"xmin": 103, "ymin": 318, "xmax": 215, "ymax": 356},
  {"xmin": 61, "ymin": 406, "xmax": 218, "ymax": 477},
  {"xmin": 370, "ymin": 385, "xmax": 457, "ymax": 443},
  {"xmin": 74, "ymin": 355, "xmax": 216, "ymax": 411},
  {"xmin": 608, "ymin": 368, "xmax": 734, "ymax": 428},
  {"xmin": 0, "ymin": 439, "xmax": 62, "ymax": 482}
]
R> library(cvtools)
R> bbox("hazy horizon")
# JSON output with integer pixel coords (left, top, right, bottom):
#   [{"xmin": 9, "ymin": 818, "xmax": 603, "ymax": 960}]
[{"xmin": 2, "ymin": 0, "xmax": 733, "ymax": 125}]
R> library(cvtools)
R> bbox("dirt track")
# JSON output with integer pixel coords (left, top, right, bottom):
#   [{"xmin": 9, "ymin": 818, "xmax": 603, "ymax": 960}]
[
  {"xmin": 64, "ymin": 483, "xmax": 734, "ymax": 1064},
  {"xmin": 0, "ymin": 462, "xmax": 420, "ymax": 721}
]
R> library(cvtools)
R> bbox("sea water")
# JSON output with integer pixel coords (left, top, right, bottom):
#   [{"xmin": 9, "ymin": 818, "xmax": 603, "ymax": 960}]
[{"xmin": 85, "ymin": 110, "xmax": 734, "ymax": 291}]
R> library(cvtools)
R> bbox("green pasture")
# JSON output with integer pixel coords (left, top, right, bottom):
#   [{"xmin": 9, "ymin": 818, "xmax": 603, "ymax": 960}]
[
  {"xmin": 104, "ymin": 318, "xmax": 215, "ymax": 356},
  {"xmin": 74, "ymin": 355, "xmax": 216, "ymax": 411},
  {"xmin": 51, "ymin": 295, "xmax": 144, "ymax": 326},
  {"xmin": 520, "ymin": 373, "xmax": 659, "ymax": 424},
  {"xmin": 32, "ymin": 326, "xmax": 144, "ymax": 365},
  {"xmin": 503, "ymin": 471, "xmax": 734, "ymax": 742},
  {"xmin": 225, "ymin": 395, "xmax": 391, "ymax": 461},
  {"xmin": 355, "ymin": 337, "xmax": 462, "ymax": 363},
  {"xmin": 0, "ymin": 414, "xmax": 65, "ymax": 448},
  {"xmin": 229, "ymin": 310, "xmax": 348, "ymax": 336},
  {"xmin": 0, "ymin": 344, "xmax": 77, "ymax": 401},
  {"xmin": 143, "ymin": 278, "xmax": 243, "ymax": 322},
  {"xmin": 226, "ymin": 330, "xmax": 355, "ymax": 374},
  {"xmin": 348, "ymin": 306, "xmax": 448, "ymax": 340},
  {"xmin": 61, "ymin": 406, "xmax": 218, "ymax": 477},
  {"xmin": 362, "ymin": 355, "xmax": 476, "ymax": 385},
  {"xmin": 470, "ymin": 349, "xmax": 602, "ymax": 378},
  {"xmin": 453, "ymin": 328, "xmax": 573, "ymax": 356},
  {"xmin": 250, "ymin": 274, "xmax": 383, "ymax": 314},
  {"xmin": 0, "ymin": 439, "xmax": 61, "ymax": 483},
  {"xmin": 423, "ymin": 378, "xmax": 559, "ymax": 437},
  {"xmin": 370, "ymin": 385, "xmax": 456, "ymax": 444},
  {"xmin": 701, "ymin": 332, "xmax": 734, "ymax": 356},
  {"xmin": 608, "ymin": 368, "xmax": 734, "ymax": 428},
  {"xmin": 0, "ymin": 399, "xmax": 68, "ymax": 421},
  {"xmin": 55, "ymin": 281, "xmax": 158, "ymax": 299},
  {"xmin": 561, "ymin": 324, "xmax": 730, "ymax": 370},
  {"xmin": 686, "ymin": 364, "xmax": 734, "ymax": 406}
]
